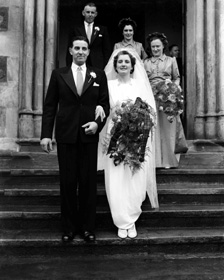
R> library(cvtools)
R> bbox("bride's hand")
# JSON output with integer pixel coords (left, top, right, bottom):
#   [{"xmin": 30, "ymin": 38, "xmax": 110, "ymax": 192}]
[{"xmin": 95, "ymin": 105, "xmax": 105, "ymax": 122}]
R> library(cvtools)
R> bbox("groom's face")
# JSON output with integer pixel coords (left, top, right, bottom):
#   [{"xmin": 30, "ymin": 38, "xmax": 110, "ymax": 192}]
[{"xmin": 69, "ymin": 40, "xmax": 90, "ymax": 65}]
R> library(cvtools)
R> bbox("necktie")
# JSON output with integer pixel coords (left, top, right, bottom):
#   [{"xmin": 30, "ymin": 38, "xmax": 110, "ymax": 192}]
[
  {"xmin": 86, "ymin": 24, "xmax": 92, "ymax": 42},
  {"xmin": 76, "ymin": 67, "xmax": 83, "ymax": 96}
]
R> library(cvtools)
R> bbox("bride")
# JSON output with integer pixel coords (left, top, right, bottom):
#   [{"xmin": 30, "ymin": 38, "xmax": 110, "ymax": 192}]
[{"xmin": 98, "ymin": 48, "xmax": 159, "ymax": 239}]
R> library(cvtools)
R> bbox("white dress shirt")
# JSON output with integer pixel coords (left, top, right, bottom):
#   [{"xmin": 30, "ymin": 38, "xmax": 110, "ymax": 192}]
[{"xmin": 71, "ymin": 63, "xmax": 87, "ymax": 85}]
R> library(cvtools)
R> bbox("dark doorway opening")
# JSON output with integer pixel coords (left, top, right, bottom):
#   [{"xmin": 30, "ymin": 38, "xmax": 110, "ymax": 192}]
[
  {"xmin": 58, "ymin": 0, "xmax": 186, "ymax": 131},
  {"xmin": 58, "ymin": 0, "xmax": 183, "ymax": 68}
]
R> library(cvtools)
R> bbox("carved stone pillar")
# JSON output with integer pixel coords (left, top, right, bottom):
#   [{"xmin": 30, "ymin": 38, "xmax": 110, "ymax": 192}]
[
  {"xmin": 205, "ymin": 0, "xmax": 216, "ymax": 139},
  {"xmin": 194, "ymin": 0, "xmax": 205, "ymax": 139},
  {"xmin": 19, "ymin": 0, "xmax": 58, "ymax": 141},
  {"xmin": 33, "ymin": 0, "xmax": 45, "ymax": 138},
  {"xmin": 19, "ymin": 0, "xmax": 35, "ymax": 138},
  {"xmin": 217, "ymin": 0, "xmax": 224, "ymax": 138},
  {"xmin": 45, "ymin": 0, "xmax": 58, "ymax": 95},
  {"xmin": 187, "ymin": 0, "xmax": 224, "ymax": 140}
]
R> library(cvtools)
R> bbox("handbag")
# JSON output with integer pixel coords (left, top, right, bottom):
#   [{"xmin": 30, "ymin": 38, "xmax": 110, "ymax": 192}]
[{"xmin": 174, "ymin": 116, "xmax": 188, "ymax": 154}]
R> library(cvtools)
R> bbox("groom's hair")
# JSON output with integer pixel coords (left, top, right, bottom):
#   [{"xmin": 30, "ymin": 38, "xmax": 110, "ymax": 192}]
[
  {"xmin": 113, "ymin": 50, "xmax": 136, "ymax": 74},
  {"xmin": 68, "ymin": 36, "xmax": 89, "ymax": 48}
]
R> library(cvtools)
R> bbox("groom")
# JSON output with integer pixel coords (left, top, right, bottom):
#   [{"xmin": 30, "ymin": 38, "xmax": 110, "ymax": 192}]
[{"xmin": 40, "ymin": 36, "xmax": 109, "ymax": 243}]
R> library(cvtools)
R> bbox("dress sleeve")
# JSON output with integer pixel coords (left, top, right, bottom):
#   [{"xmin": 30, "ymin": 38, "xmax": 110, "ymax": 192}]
[
  {"xmin": 108, "ymin": 81, "xmax": 116, "ymax": 109},
  {"xmin": 171, "ymin": 57, "xmax": 180, "ymax": 85},
  {"xmin": 141, "ymin": 44, "xmax": 147, "ymax": 60}
]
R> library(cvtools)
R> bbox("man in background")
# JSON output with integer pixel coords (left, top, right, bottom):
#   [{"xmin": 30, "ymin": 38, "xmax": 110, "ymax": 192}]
[
  {"xmin": 169, "ymin": 44, "xmax": 182, "ymax": 80},
  {"xmin": 66, "ymin": 2, "xmax": 111, "ymax": 69}
]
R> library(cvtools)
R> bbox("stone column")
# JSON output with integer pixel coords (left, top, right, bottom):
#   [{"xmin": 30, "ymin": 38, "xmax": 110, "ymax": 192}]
[
  {"xmin": 19, "ymin": 0, "xmax": 35, "ymax": 138},
  {"xmin": 194, "ymin": 0, "xmax": 205, "ymax": 139},
  {"xmin": 204, "ymin": 0, "xmax": 216, "ymax": 139},
  {"xmin": 189, "ymin": 0, "xmax": 224, "ymax": 140},
  {"xmin": 19, "ymin": 0, "xmax": 58, "ymax": 140},
  {"xmin": 33, "ymin": 0, "xmax": 45, "ymax": 138},
  {"xmin": 217, "ymin": 0, "xmax": 224, "ymax": 138},
  {"xmin": 45, "ymin": 0, "xmax": 58, "ymax": 95}
]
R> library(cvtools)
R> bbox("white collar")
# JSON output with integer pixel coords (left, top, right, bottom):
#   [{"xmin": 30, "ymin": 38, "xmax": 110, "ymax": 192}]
[
  {"xmin": 151, "ymin": 54, "xmax": 166, "ymax": 63},
  {"xmin": 84, "ymin": 21, "xmax": 94, "ymax": 27},
  {"xmin": 121, "ymin": 40, "xmax": 136, "ymax": 48},
  {"xmin": 71, "ymin": 63, "xmax": 86, "ymax": 71}
]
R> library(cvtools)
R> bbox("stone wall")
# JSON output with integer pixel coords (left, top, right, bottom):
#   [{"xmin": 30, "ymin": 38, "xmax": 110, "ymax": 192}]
[{"xmin": 0, "ymin": 0, "xmax": 23, "ymax": 151}]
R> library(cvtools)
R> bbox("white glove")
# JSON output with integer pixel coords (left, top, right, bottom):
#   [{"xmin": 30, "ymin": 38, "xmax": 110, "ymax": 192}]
[{"xmin": 95, "ymin": 105, "xmax": 105, "ymax": 122}]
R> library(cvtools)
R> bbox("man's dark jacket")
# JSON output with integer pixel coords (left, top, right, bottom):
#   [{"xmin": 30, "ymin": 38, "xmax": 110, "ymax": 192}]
[{"xmin": 41, "ymin": 66, "xmax": 110, "ymax": 143}]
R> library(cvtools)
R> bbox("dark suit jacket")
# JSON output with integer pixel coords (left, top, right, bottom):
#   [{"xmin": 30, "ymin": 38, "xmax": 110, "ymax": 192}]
[
  {"xmin": 66, "ymin": 23, "xmax": 111, "ymax": 69},
  {"xmin": 41, "ymin": 66, "xmax": 110, "ymax": 144},
  {"xmin": 176, "ymin": 57, "xmax": 182, "ymax": 77}
]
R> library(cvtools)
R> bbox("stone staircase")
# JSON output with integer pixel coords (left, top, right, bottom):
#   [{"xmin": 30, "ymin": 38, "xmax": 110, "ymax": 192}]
[{"xmin": 1, "ymin": 151, "xmax": 224, "ymax": 256}]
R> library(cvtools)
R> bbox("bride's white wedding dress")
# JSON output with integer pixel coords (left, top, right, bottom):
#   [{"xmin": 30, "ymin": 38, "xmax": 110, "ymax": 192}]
[
  {"xmin": 98, "ymin": 78, "xmax": 158, "ymax": 230},
  {"xmin": 98, "ymin": 47, "xmax": 158, "ymax": 230}
]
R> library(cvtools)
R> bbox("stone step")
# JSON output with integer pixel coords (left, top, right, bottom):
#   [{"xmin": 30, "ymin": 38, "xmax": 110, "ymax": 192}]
[
  {"xmin": 156, "ymin": 168, "xmax": 224, "ymax": 185},
  {"xmin": 1, "ymin": 168, "xmax": 224, "ymax": 188},
  {"xmin": 1, "ymin": 150, "xmax": 224, "ymax": 172},
  {"xmin": 0, "ymin": 151, "xmax": 58, "ymax": 169},
  {"xmin": 1, "ymin": 184, "xmax": 224, "ymax": 205},
  {"xmin": 179, "ymin": 150, "xmax": 224, "ymax": 169},
  {"xmin": 1, "ymin": 226, "xmax": 224, "ymax": 256},
  {"xmin": 1, "ymin": 204, "xmax": 224, "ymax": 229}
]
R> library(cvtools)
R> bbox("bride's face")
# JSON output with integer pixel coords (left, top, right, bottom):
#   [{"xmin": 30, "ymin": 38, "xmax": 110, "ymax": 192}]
[{"xmin": 116, "ymin": 54, "xmax": 132, "ymax": 76}]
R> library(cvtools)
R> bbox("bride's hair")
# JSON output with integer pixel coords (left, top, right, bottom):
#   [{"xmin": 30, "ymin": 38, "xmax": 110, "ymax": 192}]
[{"xmin": 113, "ymin": 50, "xmax": 136, "ymax": 74}]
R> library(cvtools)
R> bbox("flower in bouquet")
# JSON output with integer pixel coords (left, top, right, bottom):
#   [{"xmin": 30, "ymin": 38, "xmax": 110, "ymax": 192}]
[
  {"xmin": 152, "ymin": 80, "xmax": 184, "ymax": 123},
  {"xmin": 106, "ymin": 97, "xmax": 156, "ymax": 175}
]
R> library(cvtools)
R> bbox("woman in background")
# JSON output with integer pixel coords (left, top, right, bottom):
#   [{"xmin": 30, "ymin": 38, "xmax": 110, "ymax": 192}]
[
  {"xmin": 113, "ymin": 18, "xmax": 147, "ymax": 60},
  {"xmin": 144, "ymin": 32, "xmax": 186, "ymax": 168}
]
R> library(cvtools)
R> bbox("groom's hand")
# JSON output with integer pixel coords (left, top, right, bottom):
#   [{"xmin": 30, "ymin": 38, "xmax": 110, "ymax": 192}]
[
  {"xmin": 82, "ymin": 122, "xmax": 98, "ymax": 135},
  {"xmin": 40, "ymin": 138, "xmax": 53, "ymax": 153}
]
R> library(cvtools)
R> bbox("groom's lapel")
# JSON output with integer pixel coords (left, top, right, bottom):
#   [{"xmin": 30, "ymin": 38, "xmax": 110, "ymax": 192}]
[
  {"xmin": 90, "ymin": 24, "xmax": 98, "ymax": 45},
  {"xmin": 60, "ymin": 68, "xmax": 79, "ymax": 98},
  {"xmin": 79, "ymin": 24, "xmax": 87, "ymax": 38},
  {"xmin": 82, "ymin": 68, "xmax": 95, "ymax": 95}
]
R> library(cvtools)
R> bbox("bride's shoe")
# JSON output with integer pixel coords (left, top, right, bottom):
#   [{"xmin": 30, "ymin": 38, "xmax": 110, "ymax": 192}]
[
  {"xmin": 127, "ymin": 224, "xmax": 137, "ymax": 238},
  {"xmin": 118, "ymin": 228, "xmax": 128, "ymax": 239}
]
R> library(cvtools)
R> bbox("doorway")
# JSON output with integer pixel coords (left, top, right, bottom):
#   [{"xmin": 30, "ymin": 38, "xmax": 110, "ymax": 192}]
[
  {"xmin": 58, "ymin": 0, "xmax": 185, "ymax": 130},
  {"xmin": 58, "ymin": 0, "xmax": 183, "ymax": 67}
]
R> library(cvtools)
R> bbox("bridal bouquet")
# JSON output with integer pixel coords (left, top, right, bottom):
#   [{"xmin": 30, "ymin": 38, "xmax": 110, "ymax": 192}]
[
  {"xmin": 152, "ymin": 80, "xmax": 184, "ymax": 123},
  {"xmin": 106, "ymin": 97, "xmax": 156, "ymax": 175}
]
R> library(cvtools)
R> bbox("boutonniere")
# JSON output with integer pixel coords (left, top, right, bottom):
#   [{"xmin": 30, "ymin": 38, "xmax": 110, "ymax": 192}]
[
  {"xmin": 88, "ymin": 71, "xmax": 97, "ymax": 83},
  {"xmin": 94, "ymin": 26, "xmax": 100, "ymax": 35}
]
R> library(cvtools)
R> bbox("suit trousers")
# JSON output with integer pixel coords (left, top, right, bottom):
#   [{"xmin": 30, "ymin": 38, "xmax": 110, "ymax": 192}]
[{"xmin": 57, "ymin": 140, "xmax": 98, "ymax": 233}]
